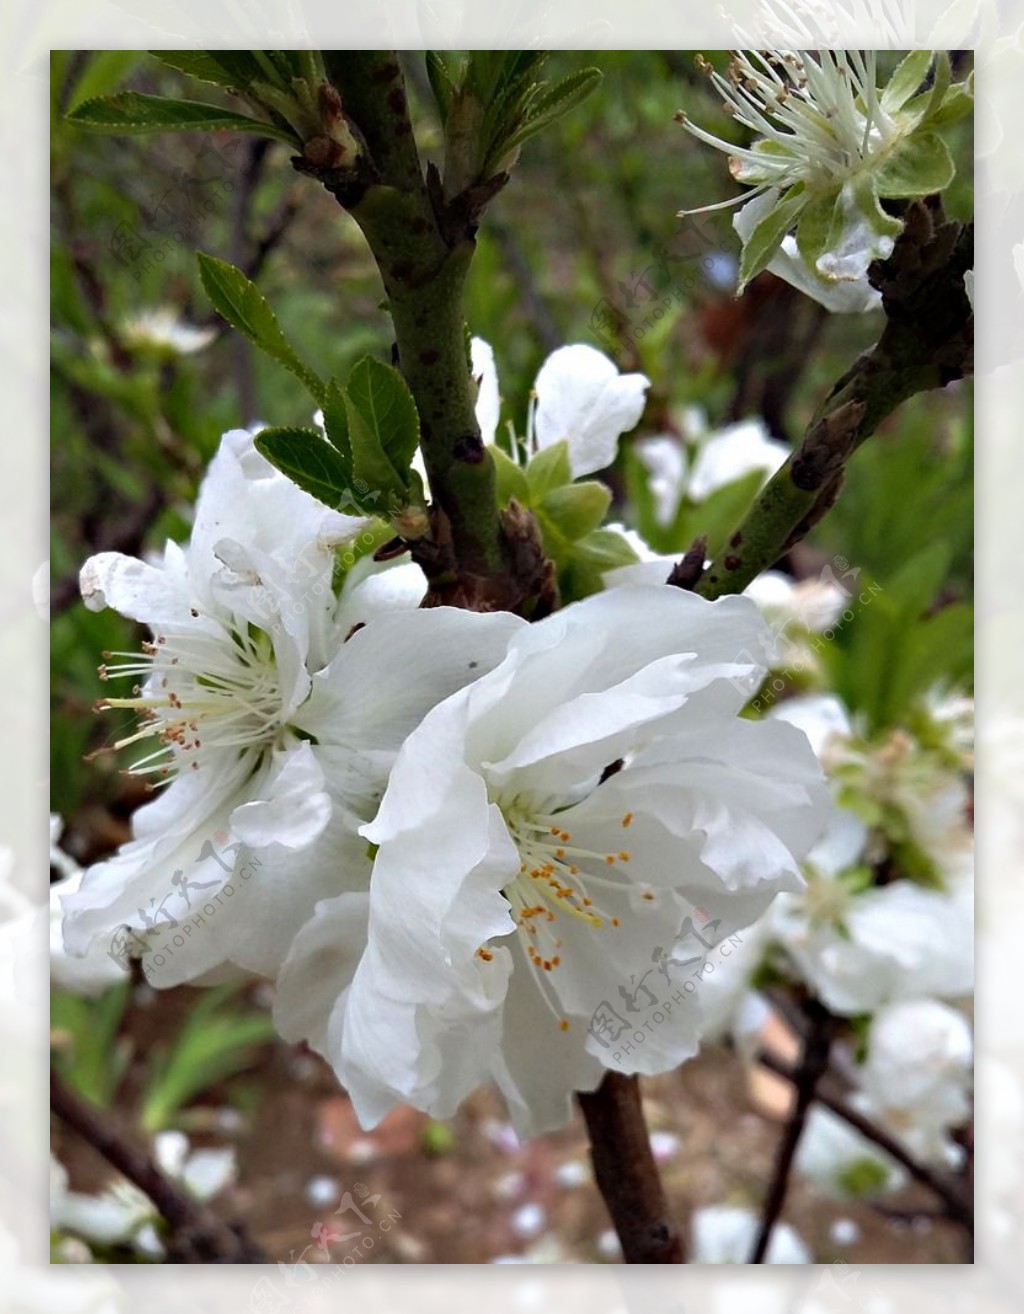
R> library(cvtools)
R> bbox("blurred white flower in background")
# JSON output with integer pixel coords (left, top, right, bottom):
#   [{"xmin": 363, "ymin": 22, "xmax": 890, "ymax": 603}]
[
  {"xmin": 120, "ymin": 308, "xmax": 217, "ymax": 356},
  {"xmin": 855, "ymin": 998, "xmax": 973, "ymax": 1166},
  {"xmin": 50, "ymin": 1131, "xmax": 236, "ymax": 1262},
  {"xmin": 1, "ymin": 1216, "xmax": 123, "ymax": 1308},
  {"xmin": 690, "ymin": 1202, "xmax": 811, "ymax": 1263},
  {"xmin": 635, "ymin": 414, "xmax": 788, "ymax": 526},
  {"xmin": 795, "ymin": 1105, "xmax": 906, "ymax": 1198}
]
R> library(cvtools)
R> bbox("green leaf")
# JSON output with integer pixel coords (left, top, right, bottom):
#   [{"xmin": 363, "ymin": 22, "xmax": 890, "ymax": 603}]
[
  {"xmin": 66, "ymin": 91, "xmax": 299, "ymax": 144},
  {"xmin": 679, "ymin": 469, "xmax": 765, "ymax": 559},
  {"xmin": 560, "ymin": 527, "xmax": 642, "ymax": 602},
  {"xmin": 426, "ymin": 52, "xmax": 456, "ymax": 124},
  {"xmin": 67, "ymin": 51, "xmax": 142, "ymax": 111},
  {"xmin": 503, "ymin": 68, "xmax": 603, "ymax": 157},
  {"xmin": 934, "ymin": 70, "xmax": 974, "ymax": 127},
  {"xmin": 148, "ymin": 50, "xmax": 264, "ymax": 92},
  {"xmin": 197, "ymin": 253, "xmax": 326, "ymax": 403},
  {"xmin": 885, "ymin": 541, "xmax": 953, "ymax": 614},
  {"xmin": 343, "ymin": 356, "xmax": 421, "ymax": 502},
  {"xmin": 875, "ymin": 131, "xmax": 955, "ymax": 198},
  {"xmin": 491, "ymin": 444, "xmax": 530, "ymax": 506},
  {"xmin": 254, "ymin": 426, "xmax": 360, "ymax": 511},
  {"xmin": 139, "ymin": 986, "xmax": 274, "ymax": 1132},
  {"xmin": 795, "ymin": 184, "xmax": 843, "ymax": 269},
  {"xmin": 320, "ymin": 377, "xmax": 353, "ymax": 478},
  {"xmin": 851, "ymin": 174, "xmax": 904, "ymax": 240},
  {"xmin": 738, "ymin": 184, "xmax": 806, "ymax": 291},
  {"xmin": 526, "ymin": 440, "xmax": 572, "ymax": 499},
  {"xmin": 881, "ymin": 50, "xmax": 933, "ymax": 114},
  {"xmin": 539, "ymin": 480, "xmax": 612, "ymax": 541}
]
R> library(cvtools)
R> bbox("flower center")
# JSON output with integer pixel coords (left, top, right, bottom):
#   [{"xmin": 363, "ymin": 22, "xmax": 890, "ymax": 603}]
[
  {"xmin": 481, "ymin": 798, "xmax": 650, "ymax": 1033},
  {"xmin": 95, "ymin": 616, "xmax": 283, "ymax": 780}
]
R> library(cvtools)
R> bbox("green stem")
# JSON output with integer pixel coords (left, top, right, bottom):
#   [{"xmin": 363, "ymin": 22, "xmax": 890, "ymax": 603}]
[
  {"xmin": 303, "ymin": 52, "xmax": 550, "ymax": 611},
  {"xmin": 696, "ymin": 199, "xmax": 973, "ymax": 600}
]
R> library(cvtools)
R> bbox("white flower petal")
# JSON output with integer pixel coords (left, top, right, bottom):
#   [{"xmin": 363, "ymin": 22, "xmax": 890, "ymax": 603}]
[
  {"xmin": 533, "ymin": 344, "xmax": 649, "ymax": 477},
  {"xmin": 229, "ymin": 741, "xmax": 331, "ymax": 850},
  {"xmin": 471, "ymin": 337, "xmax": 501, "ymax": 446}
]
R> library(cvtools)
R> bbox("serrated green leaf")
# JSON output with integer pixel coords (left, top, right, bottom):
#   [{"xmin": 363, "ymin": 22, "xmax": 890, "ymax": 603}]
[
  {"xmin": 738, "ymin": 184, "xmax": 806, "ymax": 291},
  {"xmin": 67, "ymin": 51, "xmax": 142, "ymax": 111},
  {"xmin": 539, "ymin": 480, "xmax": 612, "ymax": 541},
  {"xmin": 198, "ymin": 253, "xmax": 326, "ymax": 403},
  {"xmin": 254, "ymin": 426, "xmax": 362, "ymax": 511},
  {"xmin": 875, "ymin": 131, "xmax": 955, "ymax": 197},
  {"xmin": 147, "ymin": 50, "xmax": 259, "ymax": 90},
  {"xmin": 492, "ymin": 444, "xmax": 530, "ymax": 507},
  {"xmin": 343, "ymin": 356, "xmax": 421, "ymax": 506},
  {"xmin": 881, "ymin": 50, "xmax": 933, "ymax": 114},
  {"xmin": 795, "ymin": 184, "xmax": 843, "ymax": 269},
  {"xmin": 320, "ymin": 377, "xmax": 353, "ymax": 482},
  {"xmin": 66, "ymin": 91, "xmax": 299, "ymax": 145},
  {"xmin": 526, "ymin": 440, "xmax": 572, "ymax": 499},
  {"xmin": 502, "ymin": 67, "xmax": 602, "ymax": 157},
  {"xmin": 426, "ymin": 51, "xmax": 456, "ymax": 124}
]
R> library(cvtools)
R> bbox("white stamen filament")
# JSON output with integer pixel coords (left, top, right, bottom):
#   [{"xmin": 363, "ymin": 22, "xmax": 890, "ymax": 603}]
[{"xmin": 96, "ymin": 615, "xmax": 283, "ymax": 779}]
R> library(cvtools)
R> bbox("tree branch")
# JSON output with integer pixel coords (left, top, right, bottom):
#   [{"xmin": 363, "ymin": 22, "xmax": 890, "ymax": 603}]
[
  {"xmin": 298, "ymin": 52, "xmax": 554, "ymax": 615},
  {"xmin": 696, "ymin": 196, "xmax": 973, "ymax": 600},
  {"xmin": 576, "ymin": 1072, "xmax": 684, "ymax": 1262},
  {"xmin": 756, "ymin": 1049, "xmax": 973, "ymax": 1230},
  {"xmin": 50, "ymin": 1068, "xmax": 266, "ymax": 1263},
  {"xmin": 749, "ymin": 1000, "xmax": 834, "ymax": 1263}
]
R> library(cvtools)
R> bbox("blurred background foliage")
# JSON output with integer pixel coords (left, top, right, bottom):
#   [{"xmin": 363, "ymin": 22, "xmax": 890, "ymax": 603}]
[{"xmin": 50, "ymin": 52, "xmax": 972, "ymax": 1254}]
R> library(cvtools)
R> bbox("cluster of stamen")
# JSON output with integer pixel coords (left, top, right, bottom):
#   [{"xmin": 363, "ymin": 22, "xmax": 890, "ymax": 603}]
[
  {"xmin": 94, "ymin": 614, "xmax": 282, "ymax": 780},
  {"xmin": 475, "ymin": 802, "xmax": 645, "ymax": 1035},
  {"xmin": 678, "ymin": 49, "xmax": 890, "ymax": 211}
]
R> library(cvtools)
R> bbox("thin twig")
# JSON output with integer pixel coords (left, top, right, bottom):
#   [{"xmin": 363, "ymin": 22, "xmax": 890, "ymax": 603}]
[
  {"xmin": 756, "ymin": 1049, "xmax": 973, "ymax": 1229},
  {"xmin": 50, "ymin": 1068, "xmax": 266, "ymax": 1263},
  {"xmin": 750, "ymin": 1000, "xmax": 834, "ymax": 1262},
  {"xmin": 576, "ymin": 1072, "xmax": 684, "ymax": 1262}
]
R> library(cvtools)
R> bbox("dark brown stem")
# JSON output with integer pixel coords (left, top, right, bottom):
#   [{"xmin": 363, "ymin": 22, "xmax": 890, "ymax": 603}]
[
  {"xmin": 50, "ymin": 1067, "xmax": 266, "ymax": 1263},
  {"xmin": 750, "ymin": 1001, "xmax": 834, "ymax": 1263},
  {"xmin": 576, "ymin": 1072, "xmax": 684, "ymax": 1262},
  {"xmin": 757, "ymin": 1049, "xmax": 973, "ymax": 1229}
]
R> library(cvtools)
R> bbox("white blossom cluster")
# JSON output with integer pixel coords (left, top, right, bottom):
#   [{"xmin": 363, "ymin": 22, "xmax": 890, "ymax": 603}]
[{"xmin": 59, "ymin": 344, "xmax": 833, "ymax": 1140}]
